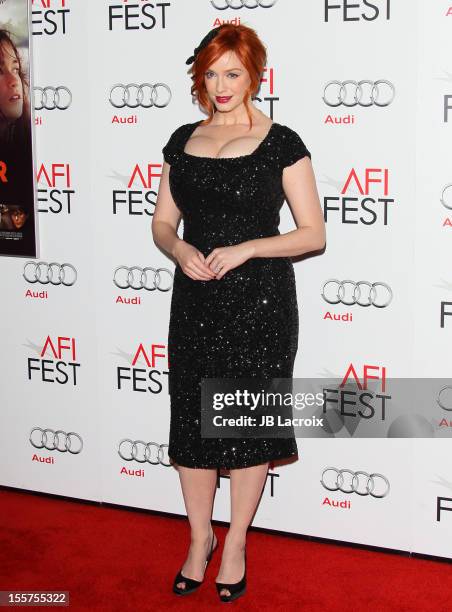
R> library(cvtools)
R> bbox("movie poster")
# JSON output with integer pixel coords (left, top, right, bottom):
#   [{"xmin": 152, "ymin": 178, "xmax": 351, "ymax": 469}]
[{"xmin": 0, "ymin": 0, "xmax": 37, "ymax": 257}]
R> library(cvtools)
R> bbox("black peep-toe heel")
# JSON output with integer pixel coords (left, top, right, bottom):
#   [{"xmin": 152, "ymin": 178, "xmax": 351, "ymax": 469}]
[
  {"xmin": 215, "ymin": 548, "xmax": 247, "ymax": 603},
  {"xmin": 172, "ymin": 530, "xmax": 216, "ymax": 596}
]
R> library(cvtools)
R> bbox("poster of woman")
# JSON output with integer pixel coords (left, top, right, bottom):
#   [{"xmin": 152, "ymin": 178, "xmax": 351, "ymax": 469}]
[{"xmin": 0, "ymin": 0, "xmax": 37, "ymax": 257}]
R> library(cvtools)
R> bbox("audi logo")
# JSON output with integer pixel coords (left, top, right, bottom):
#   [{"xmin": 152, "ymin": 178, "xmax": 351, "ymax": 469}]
[
  {"xmin": 322, "ymin": 280, "xmax": 393, "ymax": 308},
  {"xmin": 437, "ymin": 386, "xmax": 452, "ymax": 412},
  {"xmin": 113, "ymin": 266, "xmax": 173, "ymax": 291},
  {"xmin": 118, "ymin": 439, "xmax": 171, "ymax": 466},
  {"xmin": 34, "ymin": 86, "xmax": 72, "ymax": 111},
  {"xmin": 321, "ymin": 467, "xmax": 390, "ymax": 498},
  {"xmin": 23, "ymin": 262, "xmax": 77, "ymax": 286},
  {"xmin": 109, "ymin": 83, "xmax": 171, "ymax": 109},
  {"xmin": 322, "ymin": 80, "xmax": 395, "ymax": 107},
  {"xmin": 211, "ymin": 0, "xmax": 277, "ymax": 8},
  {"xmin": 440, "ymin": 184, "xmax": 452, "ymax": 210},
  {"xmin": 30, "ymin": 428, "xmax": 83, "ymax": 454}
]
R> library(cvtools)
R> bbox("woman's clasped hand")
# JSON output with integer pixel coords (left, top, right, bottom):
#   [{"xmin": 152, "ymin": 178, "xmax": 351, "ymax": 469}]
[{"xmin": 174, "ymin": 240, "xmax": 254, "ymax": 281}]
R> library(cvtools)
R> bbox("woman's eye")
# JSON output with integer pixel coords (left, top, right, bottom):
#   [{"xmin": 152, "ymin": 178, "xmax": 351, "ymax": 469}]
[{"xmin": 205, "ymin": 72, "xmax": 239, "ymax": 78}]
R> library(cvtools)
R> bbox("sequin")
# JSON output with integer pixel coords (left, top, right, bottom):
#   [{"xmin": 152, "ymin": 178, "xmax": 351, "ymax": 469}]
[{"xmin": 162, "ymin": 120, "xmax": 311, "ymax": 469}]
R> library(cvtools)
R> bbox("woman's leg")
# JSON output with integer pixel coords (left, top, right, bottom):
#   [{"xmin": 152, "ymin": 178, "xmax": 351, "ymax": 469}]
[
  {"xmin": 175, "ymin": 464, "xmax": 218, "ymax": 590},
  {"xmin": 215, "ymin": 462, "xmax": 269, "ymax": 596}
]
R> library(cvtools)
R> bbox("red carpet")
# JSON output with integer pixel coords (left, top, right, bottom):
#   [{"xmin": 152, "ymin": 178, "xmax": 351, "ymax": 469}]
[{"xmin": 1, "ymin": 487, "xmax": 451, "ymax": 611}]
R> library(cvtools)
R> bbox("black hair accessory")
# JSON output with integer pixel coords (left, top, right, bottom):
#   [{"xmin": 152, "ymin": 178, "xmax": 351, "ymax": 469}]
[{"xmin": 185, "ymin": 26, "xmax": 222, "ymax": 65}]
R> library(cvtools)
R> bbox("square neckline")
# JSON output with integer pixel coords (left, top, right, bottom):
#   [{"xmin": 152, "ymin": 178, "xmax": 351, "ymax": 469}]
[{"xmin": 181, "ymin": 119, "xmax": 278, "ymax": 161}]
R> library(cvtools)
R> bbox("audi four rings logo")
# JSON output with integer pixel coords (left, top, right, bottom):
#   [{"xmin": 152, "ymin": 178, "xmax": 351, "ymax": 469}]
[
  {"xmin": 440, "ymin": 184, "xmax": 452, "ymax": 210},
  {"xmin": 322, "ymin": 80, "xmax": 395, "ymax": 107},
  {"xmin": 113, "ymin": 266, "xmax": 173, "ymax": 291},
  {"xmin": 30, "ymin": 428, "xmax": 83, "ymax": 454},
  {"xmin": 322, "ymin": 280, "xmax": 393, "ymax": 308},
  {"xmin": 34, "ymin": 86, "xmax": 72, "ymax": 111},
  {"xmin": 23, "ymin": 262, "xmax": 77, "ymax": 286},
  {"xmin": 210, "ymin": 0, "xmax": 277, "ymax": 8},
  {"xmin": 437, "ymin": 386, "xmax": 452, "ymax": 411},
  {"xmin": 109, "ymin": 83, "xmax": 172, "ymax": 108},
  {"xmin": 321, "ymin": 467, "xmax": 390, "ymax": 498},
  {"xmin": 118, "ymin": 439, "xmax": 171, "ymax": 466}
]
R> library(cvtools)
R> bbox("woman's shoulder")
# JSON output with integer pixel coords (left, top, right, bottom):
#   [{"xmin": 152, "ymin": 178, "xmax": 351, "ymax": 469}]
[
  {"xmin": 164, "ymin": 123, "xmax": 193, "ymax": 143},
  {"xmin": 273, "ymin": 122, "xmax": 307, "ymax": 142},
  {"xmin": 271, "ymin": 122, "xmax": 312, "ymax": 166},
  {"xmin": 162, "ymin": 122, "xmax": 198, "ymax": 164},
  {"xmin": 165, "ymin": 121, "xmax": 198, "ymax": 142}
]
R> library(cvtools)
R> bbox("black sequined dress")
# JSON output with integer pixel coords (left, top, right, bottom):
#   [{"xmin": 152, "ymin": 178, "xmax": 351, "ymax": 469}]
[{"xmin": 162, "ymin": 120, "xmax": 311, "ymax": 469}]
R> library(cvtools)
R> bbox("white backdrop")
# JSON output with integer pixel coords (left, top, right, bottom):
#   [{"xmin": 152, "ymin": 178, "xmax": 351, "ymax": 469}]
[{"xmin": 1, "ymin": 0, "xmax": 451, "ymax": 560}]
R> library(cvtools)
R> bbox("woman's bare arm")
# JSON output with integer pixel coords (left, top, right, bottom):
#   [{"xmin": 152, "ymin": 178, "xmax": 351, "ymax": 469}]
[{"xmin": 151, "ymin": 161, "xmax": 183, "ymax": 258}]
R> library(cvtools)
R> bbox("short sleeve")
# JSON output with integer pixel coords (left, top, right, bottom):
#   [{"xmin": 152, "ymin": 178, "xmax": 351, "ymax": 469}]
[
  {"xmin": 280, "ymin": 125, "xmax": 311, "ymax": 169},
  {"xmin": 162, "ymin": 124, "xmax": 185, "ymax": 165}
]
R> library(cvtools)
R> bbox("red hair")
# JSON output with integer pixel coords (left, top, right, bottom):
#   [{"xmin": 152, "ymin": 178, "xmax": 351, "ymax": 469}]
[{"xmin": 188, "ymin": 24, "xmax": 267, "ymax": 130}]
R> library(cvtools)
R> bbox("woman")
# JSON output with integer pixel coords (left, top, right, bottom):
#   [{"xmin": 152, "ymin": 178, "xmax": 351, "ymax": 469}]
[
  {"xmin": 152, "ymin": 24, "xmax": 325, "ymax": 602},
  {"xmin": 0, "ymin": 29, "xmax": 34, "ymax": 244},
  {"xmin": 0, "ymin": 28, "xmax": 30, "ymax": 149}
]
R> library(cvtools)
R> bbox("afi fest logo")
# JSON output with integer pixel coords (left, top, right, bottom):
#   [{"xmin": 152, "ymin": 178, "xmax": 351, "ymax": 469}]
[
  {"xmin": 110, "ymin": 163, "xmax": 161, "ymax": 216},
  {"xmin": 254, "ymin": 67, "xmax": 278, "ymax": 117},
  {"xmin": 108, "ymin": 1, "xmax": 171, "ymax": 31},
  {"xmin": 32, "ymin": 0, "xmax": 71, "ymax": 36},
  {"xmin": 323, "ymin": 363, "xmax": 390, "ymax": 424},
  {"xmin": 27, "ymin": 336, "xmax": 81, "ymax": 385},
  {"xmin": 324, "ymin": 0, "xmax": 391, "ymax": 22},
  {"xmin": 115, "ymin": 342, "xmax": 169, "ymax": 393},
  {"xmin": 37, "ymin": 163, "xmax": 74, "ymax": 214},
  {"xmin": 323, "ymin": 168, "xmax": 394, "ymax": 226}
]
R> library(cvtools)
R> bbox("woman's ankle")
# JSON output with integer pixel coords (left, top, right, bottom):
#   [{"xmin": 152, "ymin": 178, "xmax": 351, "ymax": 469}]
[
  {"xmin": 190, "ymin": 524, "xmax": 213, "ymax": 545},
  {"xmin": 224, "ymin": 530, "xmax": 246, "ymax": 549}
]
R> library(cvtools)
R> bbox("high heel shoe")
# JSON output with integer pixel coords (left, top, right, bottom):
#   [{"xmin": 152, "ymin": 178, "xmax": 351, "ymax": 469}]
[
  {"xmin": 215, "ymin": 548, "xmax": 247, "ymax": 603},
  {"xmin": 172, "ymin": 530, "xmax": 217, "ymax": 596}
]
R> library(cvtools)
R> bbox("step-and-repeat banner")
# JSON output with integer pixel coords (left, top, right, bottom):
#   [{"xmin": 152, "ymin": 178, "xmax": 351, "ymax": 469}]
[{"xmin": 1, "ymin": 1, "xmax": 451, "ymax": 560}]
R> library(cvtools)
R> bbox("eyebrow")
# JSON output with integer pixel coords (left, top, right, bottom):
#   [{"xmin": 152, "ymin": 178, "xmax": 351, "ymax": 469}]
[{"xmin": 207, "ymin": 68, "xmax": 243, "ymax": 72}]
